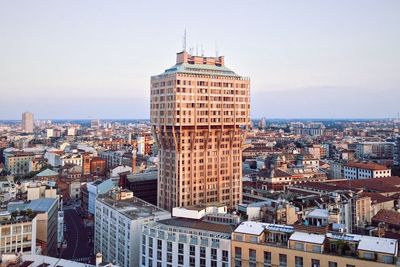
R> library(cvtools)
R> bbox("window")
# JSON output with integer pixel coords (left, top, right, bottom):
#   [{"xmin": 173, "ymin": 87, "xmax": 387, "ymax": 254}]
[
  {"xmin": 200, "ymin": 246, "xmax": 206, "ymax": 258},
  {"xmin": 178, "ymin": 254, "xmax": 184, "ymax": 265},
  {"xmin": 157, "ymin": 251, "xmax": 162, "ymax": 260},
  {"xmin": 363, "ymin": 252, "xmax": 374, "ymax": 260},
  {"xmin": 346, "ymin": 265, "xmax": 355, "ymax": 267},
  {"xmin": 264, "ymin": 251, "xmax": 272, "ymax": 266},
  {"xmin": 312, "ymin": 245, "xmax": 321, "ymax": 253},
  {"xmin": 178, "ymin": 243, "xmax": 184, "ymax": 254},
  {"xmin": 200, "ymin": 258, "xmax": 206, "ymax": 267},
  {"xmin": 328, "ymin": 262, "xmax": 337, "ymax": 267},
  {"xmin": 312, "ymin": 259, "xmax": 320, "ymax": 267},
  {"xmin": 235, "ymin": 259, "xmax": 242, "ymax": 267},
  {"xmin": 279, "ymin": 254, "xmax": 287, "ymax": 267},
  {"xmin": 235, "ymin": 234, "xmax": 243, "ymax": 241},
  {"xmin": 167, "ymin": 241, "xmax": 172, "ymax": 252},
  {"xmin": 167, "ymin": 253, "xmax": 172, "ymax": 263},
  {"xmin": 157, "ymin": 239, "xmax": 162, "ymax": 250},
  {"xmin": 211, "ymin": 248, "xmax": 217, "ymax": 260},
  {"xmin": 295, "ymin": 256, "xmax": 303, "ymax": 267},
  {"xmin": 190, "ymin": 245, "xmax": 196, "ymax": 256},
  {"xmin": 189, "ymin": 256, "xmax": 196, "ymax": 267},
  {"xmin": 295, "ymin": 242, "xmax": 304, "ymax": 250},
  {"xmin": 383, "ymin": 255, "xmax": 394, "ymax": 264},
  {"xmin": 235, "ymin": 247, "xmax": 242, "ymax": 259},
  {"xmin": 249, "ymin": 249, "xmax": 256, "ymax": 261},
  {"xmin": 222, "ymin": 250, "xmax": 229, "ymax": 262}
]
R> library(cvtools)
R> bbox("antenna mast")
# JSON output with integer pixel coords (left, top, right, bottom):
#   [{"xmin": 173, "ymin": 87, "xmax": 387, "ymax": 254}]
[{"xmin": 183, "ymin": 29, "xmax": 187, "ymax": 52}]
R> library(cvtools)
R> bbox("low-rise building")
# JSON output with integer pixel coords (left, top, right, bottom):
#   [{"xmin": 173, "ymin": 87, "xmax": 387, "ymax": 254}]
[
  {"xmin": 141, "ymin": 205, "xmax": 238, "ymax": 267},
  {"xmin": 0, "ymin": 211, "xmax": 37, "ymax": 255},
  {"xmin": 4, "ymin": 152, "xmax": 35, "ymax": 175},
  {"xmin": 94, "ymin": 189, "xmax": 170, "ymax": 267},
  {"xmin": 343, "ymin": 161, "xmax": 391, "ymax": 179},
  {"xmin": 232, "ymin": 221, "xmax": 399, "ymax": 266},
  {"xmin": 8, "ymin": 198, "xmax": 59, "ymax": 256}
]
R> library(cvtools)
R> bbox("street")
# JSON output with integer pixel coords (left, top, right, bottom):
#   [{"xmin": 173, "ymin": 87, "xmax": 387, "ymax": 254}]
[{"xmin": 60, "ymin": 207, "xmax": 94, "ymax": 264}]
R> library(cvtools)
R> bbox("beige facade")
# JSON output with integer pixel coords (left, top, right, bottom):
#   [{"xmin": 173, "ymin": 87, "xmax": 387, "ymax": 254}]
[
  {"xmin": 232, "ymin": 221, "xmax": 399, "ymax": 267},
  {"xmin": 151, "ymin": 51, "xmax": 250, "ymax": 211},
  {"xmin": 0, "ymin": 214, "xmax": 37, "ymax": 254}
]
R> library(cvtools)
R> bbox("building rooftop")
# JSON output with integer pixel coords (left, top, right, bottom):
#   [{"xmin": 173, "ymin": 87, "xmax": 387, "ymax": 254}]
[
  {"xmin": 371, "ymin": 209, "xmax": 400, "ymax": 228},
  {"xmin": 307, "ymin": 208, "xmax": 329, "ymax": 219},
  {"xmin": 36, "ymin": 168, "xmax": 59, "ymax": 177},
  {"xmin": 344, "ymin": 161, "xmax": 389, "ymax": 171},
  {"xmin": 97, "ymin": 193, "xmax": 169, "ymax": 220},
  {"xmin": 163, "ymin": 63, "xmax": 239, "ymax": 77},
  {"xmin": 157, "ymin": 217, "xmax": 236, "ymax": 235},
  {"xmin": 289, "ymin": 231, "xmax": 326, "ymax": 244},
  {"xmin": 8, "ymin": 198, "xmax": 57, "ymax": 213},
  {"xmin": 234, "ymin": 221, "xmax": 267, "ymax": 236}
]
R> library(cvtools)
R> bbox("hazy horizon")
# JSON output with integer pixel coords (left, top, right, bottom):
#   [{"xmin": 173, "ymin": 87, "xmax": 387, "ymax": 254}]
[{"xmin": 1, "ymin": 0, "xmax": 399, "ymax": 120}]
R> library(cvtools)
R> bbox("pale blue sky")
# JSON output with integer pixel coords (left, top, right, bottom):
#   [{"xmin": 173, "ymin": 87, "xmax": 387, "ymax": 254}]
[{"xmin": 0, "ymin": 0, "xmax": 399, "ymax": 119}]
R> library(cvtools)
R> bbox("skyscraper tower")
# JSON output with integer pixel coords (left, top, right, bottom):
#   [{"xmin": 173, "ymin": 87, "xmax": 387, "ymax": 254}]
[
  {"xmin": 21, "ymin": 111, "xmax": 34, "ymax": 133},
  {"xmin": 151, "ymin": 50, "xmax": 250, "ymax": 211}
]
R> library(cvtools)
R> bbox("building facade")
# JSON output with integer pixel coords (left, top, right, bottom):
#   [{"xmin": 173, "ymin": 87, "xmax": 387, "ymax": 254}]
[
  {"xmin": 232, "ymin": 221, "xmax": 399, "ymax": 267},
  {"xmin": 140, "ymin": 206, "xmax": 236, "ymax": 267},
  {"xmin": 343, "ymin": 162, "xmax": 391, "ymax": 179},
  {"xmin": 94, "ymin": 189, "xmax": 170, "ymax": 267},
  {"xmin": 151, "ymin": 51, "xmax": 250, "ymax": 210},
  {"xmin": 0, "ymin": 211, "xmax": 37, "ymax": 254}
]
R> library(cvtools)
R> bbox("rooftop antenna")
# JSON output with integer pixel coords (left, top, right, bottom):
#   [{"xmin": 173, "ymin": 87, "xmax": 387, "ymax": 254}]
[
  {"xmin": 201, "ymin": 44, "xmax": 204, "ymax": 57},
  {"xmin": 215, "ymin": 41, "xmax": 219, "ymax": 58},
  {"xmin": 196, "ymin": 44, "xmax": 199, "ymax": 56},
  {"xmin": 182, "ymin": 29, "xmax": 187, "ymax": 52}
]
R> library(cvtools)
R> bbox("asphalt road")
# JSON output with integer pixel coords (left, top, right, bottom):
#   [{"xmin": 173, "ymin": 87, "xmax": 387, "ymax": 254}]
[{"xmin": 60, "ymin": 208, "xmax": 94, "ymax": 264}]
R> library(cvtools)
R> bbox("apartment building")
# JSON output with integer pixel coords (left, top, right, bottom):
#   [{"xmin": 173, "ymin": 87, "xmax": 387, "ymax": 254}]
[
  {"xmin": 232, "ymin": 221, "xmax": 399, "ymax": 267},
  {"xmin": 141, "ymin": 205, "xmax": 238, "ymax": 267},
  {"xmin": 94, "ymin": 189, "xmax": 170, "ymax": 267},
  {"xmin": 151, "ymin": 50, "xmax": 250, "ymax": 210},
  {"xmin": 356, "ymin": 142, "xmax": 395, "ymax": 160},
  {"xmin": 257, "ymin": 167, "xmax": 327, "ymax": 191},
  {"xmin": 4, "ymin": 152, "xmax": 35, "ymax": 175},
  {"xmin": 0, "ymin": 211, "xmax": 37, "ymax": 254},
  {"xmin": 343, "ymin": 161, "xmax": 391, "ymax": 179},
  {"xmin": 8, "ymin": 198, "xmax": 59, "ymax": 256}
]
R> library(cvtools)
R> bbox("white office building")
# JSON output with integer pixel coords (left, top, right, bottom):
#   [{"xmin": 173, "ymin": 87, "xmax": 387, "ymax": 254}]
[
  {"xmin": 94, "ymin": 189, "xmax": 170, "ymax": 267},
  {"xmin": 141, "ymin": 205, "xmax": 238, "ymax": 267}
]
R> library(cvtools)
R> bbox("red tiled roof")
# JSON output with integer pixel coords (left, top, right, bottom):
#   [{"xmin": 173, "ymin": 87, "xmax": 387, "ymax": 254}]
[
  {"xmin": 332, "ymin": 177, "xmax": 400, "ymax": 193},
  {"xmin": 344, "ymin": 161, "xmax": 389, "ymax": 171},
  {"xmin": 371, "ymin": 209, "xmax": 400, "ymax": 227}
]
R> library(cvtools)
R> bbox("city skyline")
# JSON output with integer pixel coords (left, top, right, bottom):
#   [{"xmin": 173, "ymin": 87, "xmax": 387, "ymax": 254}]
[{"xmin": 1, "ymin": 0, "xmax": 399, "ymax": 120}]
